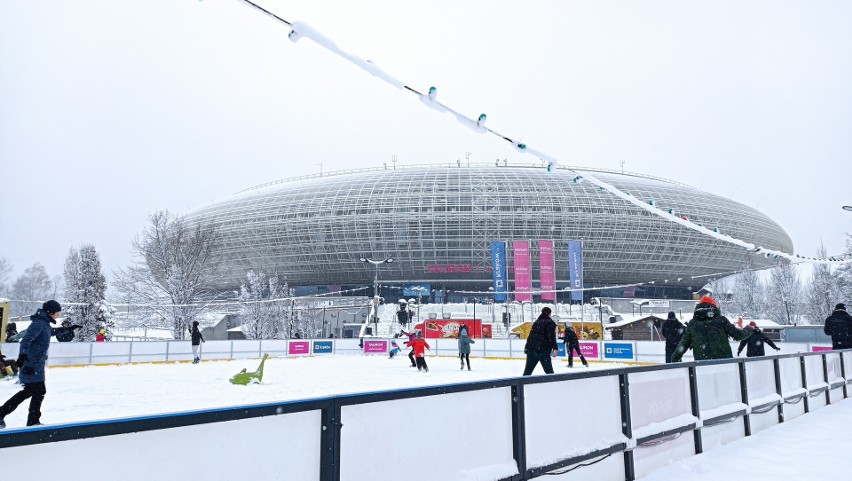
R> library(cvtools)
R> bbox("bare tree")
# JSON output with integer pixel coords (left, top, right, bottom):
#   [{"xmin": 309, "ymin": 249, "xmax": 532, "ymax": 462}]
[
  {"xmin": 804, "ymin": 243, "xmax": 844, "ymax": 324},
  {"xmin": 113, "ymin": 210, "xmax": 220, "ymax": 340},
  {"xmin": 64, "ymin": 245, "xmax": 114, "ymax": 341},
  {"xmin": 766, "ymin": 263, "xmax": 802, "ymax": 325},
  {"xmin": 837, "ymin": 235, "xmax": 852, "ymax": 305},
  {"xmin": 239, "ymin": 270, "xmax": 290, "ymax": 339},
  {"xmin": 10, "ymin": 262, "xmax": 54, "ymax": 317}
]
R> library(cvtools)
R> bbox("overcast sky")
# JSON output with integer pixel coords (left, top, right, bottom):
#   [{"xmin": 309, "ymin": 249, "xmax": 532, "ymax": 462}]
[{"xmin": 1, "ymin": 0, "xmax": 850, "ymax": 289}]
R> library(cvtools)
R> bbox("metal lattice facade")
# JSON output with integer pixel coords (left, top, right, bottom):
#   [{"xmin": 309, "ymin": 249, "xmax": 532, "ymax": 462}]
[{"xmin": 186, "ymin": 163, "xmax": 793, "ymax": 292}]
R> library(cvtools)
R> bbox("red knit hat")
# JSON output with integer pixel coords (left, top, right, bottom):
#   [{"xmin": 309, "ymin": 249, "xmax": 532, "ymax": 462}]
[
  {"xmin": 748, "ymin": 321, "xmax": 757, "ymax": 328},
  {"xmin": 698, "ymin": 296, "xmax": 718, "ymax": 307}
]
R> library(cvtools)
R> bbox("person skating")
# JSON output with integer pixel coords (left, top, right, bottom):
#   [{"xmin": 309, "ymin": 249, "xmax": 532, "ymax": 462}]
[
  {"xmin": 522, "ymin": 307, "xmax": 559, "ymax": 375},
  {"xmin": 400, "ymin": 329, "xmax": 418, "ymax": 367},
  {"xmin": 190, "ymin": 320, "xmax": 205, "ymax": 364},
  {"xmin": 671, "ymin": 296, "xmax": 754, "ymax": 362},
  {"xmin": 0, "ymin": 300, "xmax": 65, "ymax": 428},
  {"xmin": 407, "ymin": 331, "xmax": 430, "ymax": 372},
  {"xmin": 823, "ymin": 303, "xmax": 852, "ymax": 350},
  {"xmin": 661, "ymin": 311, "xmax": 685, "ymax": 363},
  {"xmin": 562, "ymin": 323, "xmax": 588, "ymax": 368},
  {"xmin": 54, "ymin": 320, "xmax": 82, "ymax": 342},
  {"xmin": 458, "ymin": 324, "xmax": 475, "ymax": 370},
  {"xmin": 95, "ymin": 328, "xmax": 106, "ymax": 342},
  {"xmin": 737, "ymin": 321, "xmax": 781, "ymax": 357},
  {"xmin": 389, "ymin": 339, "xmax": 401, "ymax": 359}
]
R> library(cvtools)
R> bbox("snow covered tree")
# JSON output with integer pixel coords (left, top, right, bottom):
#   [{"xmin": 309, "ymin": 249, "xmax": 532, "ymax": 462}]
[
  {"xmin": 10, "ymin": 262, "xmax": 54, "ymax": 317},
  {"xmin": 63, "ymin": 244, "xmax": 114, "ymax": 341},
  {"xmin": 113, "ymin": 210, "xmax": 221, "ymax": 340},
  {"xmin": 731, "ymin": 262, "xmax": 766, "ymax": 319},
  {"xmin": 0, "ymin": 257, "xmax": 12, "ymax": 296},
  {"xmin": 803, "ymin": 243, "xmax": 844, "ymax": 325},
  {"xmin": 837, "ymin": 235, "xmax": 852, "ymax": 305},
  {"xmin": 239, "ymin": 270, "xmax": 290, "ymax": 339},
  {"xmin": 766, "ymin": 263, "xmax": 803, "ymax": 325}
]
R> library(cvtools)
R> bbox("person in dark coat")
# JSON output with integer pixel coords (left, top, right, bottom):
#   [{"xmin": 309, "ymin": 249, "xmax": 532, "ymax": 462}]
[
  {"xmin": 54, "ymin": 320, "xmax": 82, "ymax": 342},
  {"xmin": 522, "ymin": 307, "xmax": 559, "ymax": 375},
  {"xmin": 661, "ymin": 311, "xmax": 685, "ymax": 363},
  {"xmin": 400, "ymin": 329, "xmax": 418, "ymax": 367},
  {"xmin": 190, "ymin": 320, "xmax": 205, "ymax": 364},
  {"xmin": 5, "ymin": 322, "xmax": 18, "ymax": 343},
  {"xmin": 562, "ymin": 324, "xmax": 588, "ymax": 368},
  {"xmin": 396, "ymin": 302, "xmax": 409, "ymax": 326},
  {"xmin": 737, "ymin": 321, "xmax": 781, "ymax": 357},
  {"xmin": 823, "ymin": 303, "xmax": 852, "ymax": 350},
  {"xmin": 672, "ymin": 296, "xmax": 754, "ymax": 362},
  {"xmin": 0, "ymin": 300, "xmax": 66, "ymax": 428},
  {"xmin": 458, "ymin": 324, "xmax": 475, "ymax": 370}
]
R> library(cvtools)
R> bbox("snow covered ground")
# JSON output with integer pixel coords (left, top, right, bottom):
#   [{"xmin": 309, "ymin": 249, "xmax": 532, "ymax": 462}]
[{"xmin": 1, "ymin": 355, "xmax": 849, "ymax": 480}]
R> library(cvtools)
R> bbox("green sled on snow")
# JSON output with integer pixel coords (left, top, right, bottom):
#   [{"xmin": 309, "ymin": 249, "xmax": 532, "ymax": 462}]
[{"xmin": 229, "ymin": 353, "xmax": 269, "ymax": 385}]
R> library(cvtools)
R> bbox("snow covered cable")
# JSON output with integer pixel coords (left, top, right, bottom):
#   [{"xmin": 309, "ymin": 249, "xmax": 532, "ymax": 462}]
[{"xmin": 231, "ymin": 0, "xmax": 848, "ymax": 266}]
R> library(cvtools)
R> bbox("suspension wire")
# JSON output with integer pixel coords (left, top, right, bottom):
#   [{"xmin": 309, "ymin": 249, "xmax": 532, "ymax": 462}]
[{"xmin": 230, "ymin": 0, "xmax": 848, "ymax": 266}]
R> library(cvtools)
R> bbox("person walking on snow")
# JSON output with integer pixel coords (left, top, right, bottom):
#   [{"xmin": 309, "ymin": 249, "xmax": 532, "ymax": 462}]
[
  {"xmin": 522, "ymin": 307, "xmax": 559, "ymax": 375},
  {"xmin": 407, "ymin": 331, "xmax": 430, "ymax": 372},
  {"xmin": 823, "ymin": 303, "xmax": 852, "ymax": 350},
  {"xmin": 458, "ymin": 324, "xmax": 475, "ymax": 370},
  {"xmin": 0, "ymin": 300, "xmax": 69, "ymax": 428},
  {"xmin": 562, "ymin": 323, "xmax": 588, "ymax": 368},
  {"xmin": 661, "ymin": 311, "xmax": 685, "ymax": 363},
  {"xmin": 737, "ymin": 321, "xmax": 781, "ymax": 357},
  {"xmin": 190, "ymin": 321, "xmax": 205, "ymax": 364},
  {"xmin": 400, "ymin": 329, "xmax": 418, "ymax": 367},
  {"xmin": 671, "ymin": 296, "xmax": 754, "ymax": 362}
]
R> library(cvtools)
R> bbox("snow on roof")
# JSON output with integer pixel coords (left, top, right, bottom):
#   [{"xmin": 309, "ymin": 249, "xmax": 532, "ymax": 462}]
[
  {"xmin": 739, "ymin": 319, "xmax": 785, "ymax": 329},
  {"xmin": 605, "ymin": 314, "xmax": 667, "ymax": 328}
]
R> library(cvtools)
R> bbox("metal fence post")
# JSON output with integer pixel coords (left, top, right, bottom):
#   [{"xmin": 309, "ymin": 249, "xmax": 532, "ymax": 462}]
[
  {"xmin": 89, "ymin": 342, "xmax": 94, "ymax": 365},
  {"xmin": 800, "ymin": 356, "xmax": 810, "ymax": 413},
  {"xmin": 230, "ymin": 340, "xmax": 234, "ymax": 360},
  {"xmin": 319, "ymin": 400, "xmax": 342, "ymax": 481},
  {"xmin": 619, "ymin": 372, "xmax": 636, "ymax": 481},
  {"xmin": 840, "ymin": 351, "xmax": 848, "ymax": 399},
  {"xmin": 738, "ymin": 360, "xmax": 751, "ymax": 437},
  {"xmin": 128, "ymin": 341, "xmax": 133, "ymax": 364},
  {"xmin": 688, "ymin": 365, "xmax": 703, "ymax": 454},
  {"xmin": 510, "ymin": 382, "xmax": 527, "ymax": 481},
  {"xmin": 773, "ymin": 357, "xmax": 784, "ymax": 424},
  {"xmin": 822, "ymin": 353, "xmax": 831, "ymax": 405},
  {"xmin": 165, "ymin": 341, "xmax": 170, "ymax": 362}
]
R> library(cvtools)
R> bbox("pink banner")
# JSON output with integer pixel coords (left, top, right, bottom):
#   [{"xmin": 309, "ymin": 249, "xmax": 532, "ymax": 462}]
[
  {"xmin": 538, "ymin": 240, "xmax": 555, "ymax": 301},
  {"xmin": 363, "ymin": 340, "xmax": 388, "ymax": 354},
  {"xmin": 288, "ymin": 341, "xmax": 310, "ymax": 355},
  {"xmin": 513, "ymin": 241, "xmax": 532, "ymax": 301}
]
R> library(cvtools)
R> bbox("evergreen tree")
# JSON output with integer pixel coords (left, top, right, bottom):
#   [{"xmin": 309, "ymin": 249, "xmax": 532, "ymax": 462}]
[
  {"xmin": 239, "ymin": 270, "xmax": 289, "ymax": 339},
  {"xmin": 766, "ymin": 263, "xmax": 802, "ymax": 325},
  {"xmin": 63, "ymin": 245, "xmax": 114, "ymax": 341}
]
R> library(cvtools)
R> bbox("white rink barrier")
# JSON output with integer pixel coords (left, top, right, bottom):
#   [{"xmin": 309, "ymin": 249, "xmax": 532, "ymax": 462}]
[
  {"xmin": 0, "ymin": 338, "xmax": 834, "ymax": 367},
  {"xmin": 1, "ymin": 349, "xmax": 850, "ymax": 481}
]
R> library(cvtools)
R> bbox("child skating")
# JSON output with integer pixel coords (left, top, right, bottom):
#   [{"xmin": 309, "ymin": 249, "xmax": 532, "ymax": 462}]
[
  {"xmin": 406, "ymin": 331, "xmax": 430, "ymax": 372},
  {"xmin": 458, "ymin": 324, "xmax": 475, "ymax": 370}
]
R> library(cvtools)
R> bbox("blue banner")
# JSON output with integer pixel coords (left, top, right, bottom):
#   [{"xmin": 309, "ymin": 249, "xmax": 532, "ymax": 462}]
[
  {"xmin": 603, "ymin": 342, "xmax": 635, "ymax": 360},
  {"xmin": 312, "ymin": 341, "xmax": 333, "ymax": 354},
  {"xmin": 490, "ymin": 242, "xmax": 508, "ymax": 302},
  {"xmin": 403, "ymin": 283, "xmax": 431, "ymax": 297},
  {"xmin": 568, "ymin": 240, "xmax": 584, "ymax": 302}
]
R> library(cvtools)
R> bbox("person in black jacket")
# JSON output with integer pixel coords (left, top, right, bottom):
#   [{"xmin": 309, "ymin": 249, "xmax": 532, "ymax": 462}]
[
  {"xmin": 190, "ymin": 321, "xmax": 205, "ymax": 364},
  {"xmin": 562, "ymin": 324, "xmax": 588, "ymax": 368},
  {"xmin": 737, "ymin": 321, "xmax": 781, "ymax": 357},
  {"xmin": 522, "ymin": 307, "xmax": 559, "ymax": 375},
  {"xmin": 824, "ymin": 303, "xmax": 852, "ymax": 350},
  {"xmin": 54, "ymin": 320, "xmax": 82, "ymax": 342},
  {"xmin": 0, "ymin": 346, "xmax": 17, "ymax": 378},
  {"xmin": 661, "ymin": 311, "xmax": 685, "ymax": 363}
]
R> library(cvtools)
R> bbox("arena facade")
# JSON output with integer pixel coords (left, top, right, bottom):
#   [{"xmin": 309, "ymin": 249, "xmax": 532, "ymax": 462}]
[{"xmin": 186, "ymin": 163, "xmax": 793, "ymax": 301}]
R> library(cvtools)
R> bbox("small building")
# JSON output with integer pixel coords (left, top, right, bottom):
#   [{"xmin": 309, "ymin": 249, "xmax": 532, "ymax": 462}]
[{"xmin": 605, "ymin": 314, "xmax": 668, "ymax": 341}]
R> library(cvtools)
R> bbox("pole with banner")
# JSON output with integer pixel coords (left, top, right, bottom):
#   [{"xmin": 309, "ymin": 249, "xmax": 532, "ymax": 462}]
[
  {"xmin": 513, "ymin": 240, "xmax": 532, "ymax": 302},
  {"xmin": 538, "ymin": 239, "xmax": 556, "ymax": 301},
  {"xmin": 490, "ymin": 242, "xmax": 508, "ymax": 302},
  {"xmin": 568, "ymin": 240, "xmax": 584, "ymax": 338}
]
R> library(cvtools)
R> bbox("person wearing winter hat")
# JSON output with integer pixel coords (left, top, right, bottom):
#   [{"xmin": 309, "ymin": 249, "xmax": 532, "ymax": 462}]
[
  {"xmin": 823, "ymin": 303, "xmax": 852, "ymax": 350},
  {"xmin": 190, "ymin": 320, "xmax": 205, "ymax": 364},
  {"xmin": 661, "ymin": 311, "xmax": 686, "ymax": 363},
  {"xmin": 737, "ymin": 321, "xmax": 781, "ymax": 357},
  {"xmin": 406, "ymin": 330, "xmax": 431, "ymax": 372},
  {"xmin": 0, "ymin": 300, "xmax": 66, "ymax": 428},
  {"xmin": 522, "ymin": 307, "xmax": 559, "ymax": 375},
  {"xmin": 671, "ymin": 296, "xmax": 755, "ymax": 362}
]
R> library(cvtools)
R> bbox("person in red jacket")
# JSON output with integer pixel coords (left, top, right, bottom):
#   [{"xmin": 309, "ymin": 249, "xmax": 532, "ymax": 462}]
[
  {"xmin": 95, "ymin": 329, "xmax": 106, "ymax": 342},
  {"xmin": 406, "ymin": 331, "xmax": 431, "ymax": 372}
]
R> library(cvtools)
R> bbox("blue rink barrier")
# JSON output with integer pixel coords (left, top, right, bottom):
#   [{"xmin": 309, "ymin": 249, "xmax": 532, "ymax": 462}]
[{"xmin": 1, "ymin": 349, "xmax": 850, "ymax": 481}]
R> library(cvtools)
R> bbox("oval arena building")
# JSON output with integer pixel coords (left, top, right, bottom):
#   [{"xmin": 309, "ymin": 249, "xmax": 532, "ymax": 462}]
[{"xmin": 186, "ymin": 163, "xmax": 793, "ymax": 300}]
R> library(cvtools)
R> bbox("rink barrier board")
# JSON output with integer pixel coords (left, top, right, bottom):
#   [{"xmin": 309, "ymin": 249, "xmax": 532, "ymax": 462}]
[{"xmin": 1, "ymin": 350, "xmax": 851, "ymax": 481}]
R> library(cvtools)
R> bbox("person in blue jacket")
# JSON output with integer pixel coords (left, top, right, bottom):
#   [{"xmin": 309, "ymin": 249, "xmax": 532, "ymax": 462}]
[{"xmin": 0, "ymin": 300, "xmax": 68, "ymax": 428}]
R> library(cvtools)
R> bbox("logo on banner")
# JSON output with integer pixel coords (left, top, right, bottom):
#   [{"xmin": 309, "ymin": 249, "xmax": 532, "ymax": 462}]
[
  {"xmin": 313, "ymin": 341, "xmax": 333, "ymax": 354},
  {"xmin": 568, "ymin": 240, "xmax": 584, "ymax": 302},
  {"xmin": 603, "ymin": 342, "xmax": 634, "ymax": 360},
  {"xmin": 490, "ymin": 242, "xmax": 508, "ymax": 302},
  {"xmin": 363, "ymin": 340, "xmax": 388, "ymax": 354}
]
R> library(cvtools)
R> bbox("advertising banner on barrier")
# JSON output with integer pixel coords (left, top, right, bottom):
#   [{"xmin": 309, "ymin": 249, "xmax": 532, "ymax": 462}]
[
  {"xmin": 811, "ymin": 345, "xmax": 833, "ymax": 352},
  {"xmin": 288, "ymin": 341, "xmax": 311, "ymax": 355},
  {"xmin": 513, "ymin": 240, "xmax": 532, "ymax": 301},
  {"xmin": 558, "ymin": 341, "xmax": 600, "ymax": 359},
  {"xmin": 490, "ymin": 242, "xmax": 508, "ymax": 302},
  {"xmin": 363, "ymin": 340, "xmax": 388, "ymax": 354},
  {"xmin": 414, "ymin": 319, "xmax": 483, "ymax": 338},
  {"xmin": 568, "ymin": 240, "xmax": 584, "ymax": 302},
  {"xmin": 602, "ymin": 341, "xmax": 636, "ymax": 361},
  {"xmin": 538, "ymin": 240, "xmax": 555, "ymax": 301},
  {"xmin": 403, "ymin": 283, "xmax": 431, "ymax": 297},
  {"xmin": 313, "ymin": 341, "xmax": 333, "ymax": 354}
]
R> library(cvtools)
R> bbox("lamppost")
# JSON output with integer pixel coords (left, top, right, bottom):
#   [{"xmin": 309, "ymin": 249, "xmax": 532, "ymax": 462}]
[
  {"xmin": 360, "ymin": 256, "xmax": 393, "ymax": 335},
  {"xmin": 843, "ymin": 206, "xmax": 852, "ymax": 212}
]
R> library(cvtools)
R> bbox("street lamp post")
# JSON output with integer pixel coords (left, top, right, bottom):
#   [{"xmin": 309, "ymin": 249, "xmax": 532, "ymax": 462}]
[{"xmin": 360, "ymin": 256, "xmax": 393, "ymax": 335}]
